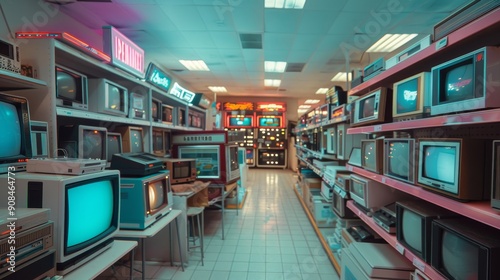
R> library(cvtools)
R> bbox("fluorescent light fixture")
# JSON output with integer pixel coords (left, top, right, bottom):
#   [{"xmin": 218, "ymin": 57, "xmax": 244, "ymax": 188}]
[
  {"xmin": 264, "ymin": 79, "xmax": 281, "ymax": 87},
  {"xmin": 265, "ymin": 61, "xmax": 287, "ymax": 72},
  {"xmin": 331, "ymin": 72, "xmax": 352, "ymax": 82},
  {"xmin": 298, "ymin": 105, "xmax": 311, "ymax": 109},
  {"xmin": 367, "ymin": 34, "xmax": 418, "ymax": 53},
  {"xmin": 298, "ymin": 109, "xmax": 308, "ymax": 113},
  {"xmin": 179, "ymin": 60, "xmax": 210, "ymax": 71},
  {"xmin": 315, "ymin": 88, "xmax": 329, "ymax": 94},
  {"xmin": 208, "ymin": 86, "xmax": 227, "ymax": 92},
  {"xmin": 265, "ymin": 0, "xmax": 306, "ymax": 9},
  {"xmin": 304, "ymin": 99, "xmax": 320, "ymax": 104}
]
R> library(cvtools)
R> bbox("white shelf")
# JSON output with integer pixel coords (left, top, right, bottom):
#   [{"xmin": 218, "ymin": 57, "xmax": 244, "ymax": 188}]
[
  {"xmin": 0, "ymin": 69, "xmax": 47, "ymax": 90},
  {"xmin": 56, "ymin": 107, "xmax": 151, "ymax": 126}
]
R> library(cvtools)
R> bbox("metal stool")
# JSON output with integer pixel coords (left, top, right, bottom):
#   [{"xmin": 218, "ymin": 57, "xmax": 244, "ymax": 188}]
[{"xmin": 187, "ymin": 207, "xmax": 204, "ymax": 265}]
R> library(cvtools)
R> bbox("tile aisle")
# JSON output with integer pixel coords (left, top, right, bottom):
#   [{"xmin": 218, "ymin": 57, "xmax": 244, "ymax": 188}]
[{"xmin": 98, "ymin": 169, "xmax": 340, "ymax": 280}]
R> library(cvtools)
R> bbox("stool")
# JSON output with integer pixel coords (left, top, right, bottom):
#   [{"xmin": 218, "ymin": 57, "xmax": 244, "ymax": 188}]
[{"xmin": 187, "ymin": 207, "xmax": 204, "ymax": 265}]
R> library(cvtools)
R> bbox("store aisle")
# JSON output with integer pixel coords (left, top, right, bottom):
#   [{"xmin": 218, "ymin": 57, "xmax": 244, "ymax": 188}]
[{"xmin": 100, "ymin": 168, "xmax": 339, "ymax": 280}]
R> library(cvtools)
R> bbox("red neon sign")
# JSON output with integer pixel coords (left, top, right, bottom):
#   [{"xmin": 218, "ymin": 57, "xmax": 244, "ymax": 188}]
[{"xmin": 103, "ymin": 26, "xmax": 145, "ymax": 78}]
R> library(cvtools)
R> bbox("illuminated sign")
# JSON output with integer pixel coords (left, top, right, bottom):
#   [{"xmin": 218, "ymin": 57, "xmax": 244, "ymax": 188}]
[
  {"xmin": 103, "ymin": 26, "xmax": 145, "ymax": 78},
  {"xmin": 222, "ymin": 102, "xmax": 254, "ymax": 111},
  {"xmin": 170, "ymin": 82, "xmax": 195, "ymax": 103},
  {"xmin": 145, "ymin": 63, "xmax": 172, "ymax": 92},
  {"xmin": 256, "ymin": 102, "xmax": 286, "ymax": 112},
  {"xmin": 193, "ymin": 93, "xmax": 212, "ymax": 109}
]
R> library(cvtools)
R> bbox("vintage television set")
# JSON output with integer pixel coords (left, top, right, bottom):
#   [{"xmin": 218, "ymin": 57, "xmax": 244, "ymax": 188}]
[
  {"xmin": 115, "ymin": 126, "xmax": 144, "ymax": 153},
  {"xmin": 492, "ymin": 140, "xmax": 500, "ymax": 209},
  {"xmin": 383, "ymin": 138, "xmax": 416, "ymax": 184},
  {"xmin": 352, "ymin": 87, "xmax": 392, "ymax": 127},
  {"xmin": 3, "ymin": 170, "xmax": 120, "ymax": 274},
  {"xmin": 58, "ymin": 125, "xmax": 107, "ymax": 160},
  {"xmin": 172, "ymin": 131, "xmax": 240, "ymax": 184},
  {"xmin": 350, "ymin": 174, "xmax": 409, "ymax": 213},
  {"xmin": 188, "ymin": 109, "xmax": 205, "ymax": 129},
  {"xmin": 151, "ymin": 98, "xmax": 162, "ymax": 122},
  {"xmin": 88, "ymin": 78, "xmax": 128, "ymax": 117},
  {"xmin": 152, "ymin": 129, "xmax": 167, "ymax": 157},
  {"xmin": 325, "ymin": 127, "xmax": 337, "ymax": 155},
  {"xmin": 106, "ymin": 132, "xmax": 122, "ymax": 167},
  {"xmin": 119, "ymin": 171, "xmax": 173, "ymax": 229},
  {"xmin": 430, "ymin": 46, "xmax": 500, "ymax": 116},
  {"xmin": 336, "ymin": 123, "xmax": 366, "ymax": 160},
  {"xmin": 226, "ymin": 115, "xmax": 254, "ymax": 128},
  {"xmin": 129, "ymin": 91, "xmax": 147, "ymax": 120},
  {"xmin": 178, "ymin": 107, "xmax": 186, "ymax": 126},
  {"xmin": 55, "ymin": 64, "xmax": 88, "ymax": 110},
  {"xmin": 257, "ymin": 115, "xmax": 282, "ymax": 127},
  {"xmin": 361, "ymin": 138, "xmax": 384, "ymax": 174},
  {"xmin": 331, "ymin": 173, "xmax": 357, "ymax": 219},
  {"xmin": 392, "ymin": 72, "xmax": 431, "ymax": 122},
  {"xmin": 30, "ymin": 121, "xmax": 49, "ymax": 158},
  {"xmin": 431, "ymin": 218, "xmax": 500, "ymax": 280},
  {"xmin": 162, "ymin": 104, "xmax": 174, "ymax": 125},
  {"xmin": 160, "ymin": 158, "xmax": 197, "ymax": 184},
  {"xmin": 396, "ymin": 200, "xmax": 455, "ymax": 262},
  {"xmin": 0, "ymin": 93, "xmax": 32, "ymax": 173},
  {"xmin": 417, "ymin": 138, "xmax": 488, "ymax": 200}
]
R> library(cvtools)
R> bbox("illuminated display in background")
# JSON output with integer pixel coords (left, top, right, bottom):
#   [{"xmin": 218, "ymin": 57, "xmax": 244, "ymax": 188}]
[
  {"xmin": 145, "ymin": 63, "xmax": 172, "ymax": 92},
  {"xmin": 103, "ymin": 26, "xmax": 145, "ymax": 78}
]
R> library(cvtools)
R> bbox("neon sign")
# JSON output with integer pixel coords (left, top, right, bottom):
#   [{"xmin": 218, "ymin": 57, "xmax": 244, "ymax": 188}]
[
  {"xmin": 103, "ymin": 26, "xmax": 145, "ymax": 78},
  {"xmin": 145, "ymin": 63, "xmax": 172, "ymax": 92}
]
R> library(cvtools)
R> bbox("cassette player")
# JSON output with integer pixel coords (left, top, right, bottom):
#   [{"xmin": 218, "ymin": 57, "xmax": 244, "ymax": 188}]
[
  {"xmin": 373, "ymin": 202, "xmax": 397, "ymax": 233},
  {"xmin": 0, "ymin": 38, "xmax": 21, "ymax": 74}
]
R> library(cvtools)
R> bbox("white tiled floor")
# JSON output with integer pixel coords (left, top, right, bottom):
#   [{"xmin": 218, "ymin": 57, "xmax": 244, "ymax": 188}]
[{"xmin": 98, "ymin": 168, "xmax": 340, "ymax": 280}]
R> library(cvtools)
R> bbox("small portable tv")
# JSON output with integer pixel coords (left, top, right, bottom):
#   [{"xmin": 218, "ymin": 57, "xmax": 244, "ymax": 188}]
[
  {"xmin": 129, "ymin": 91, "xmax": 147, "ymax": 120},
  {"xmin": 151, "ymin": 98, "xmax": 162, "ymax": 122},
  {"xmin": 396, "ymin": 200, "xmax": 455, "ymax": 262},
  {"xmin": 119, "ymin": 171, "xmax": 173, "ymax": 230},
  {"xmin": 106, "ymin": 132, "xmax": 122, "ymax": 167},
  {"xmin": 162, "ymin": 104, "xmax": 174, "ymax": 125},
  {"xmin": 115, "ymin": 126, "xmax": 144, "ymax": 153},
  {"xmin": 350, "ymin": 174, "xmax": 409, "ymax": 213},
  {"xmin": 430, "ymin": 46, "xmax": 500, "ymax": 116},
  {"xmin": 226, "ymin": 115, "xmax": 254, "ymax": 128},
  {"xmin": 30, "ymin": 121, "xmax": 50, "ymax": 158},
  {"xmin": 392, "ymin": 72, "xmax": 431, "ymax": 122},
  {"xmin": 492, "ymin": 140, "xmax": 500, "ymax": 210},
  {"xmin": 431, "ymin": 218, "xmax": 500, "ymax": 280},
  {"xmin": 161, "ymin": 158, "xmax": 197, "ymax": 184},
  {"xmin": 55, "ymin": 64, "xmax": 88, "ymax": 110},
  {"xmin": 352, "ymin": 87, "xmax": 391, "ymax": 127},
  {"xmin": 257, "ymin": 116, "xmax": 282, "ymax": 127},
  {"xmin": 0, "ymin": 92, "xmax": 32, "ymax": 173},
  {"xmin": 152, "ymin": 129, "xmax": 166, "ymax": 156},
  {"xmin": 3, "ymin": 170, "xmax": 120, "ymax": 275},
  {"xmin": 361, "ymin": 138, "xmax": 384, "ymax": 174},
  {"xmin": 88, "ymin": 78, "xmax": 128, "ymax": 117},
  {"xmin": 336, "ymin": 123, "xmax": 366, "ymax": 160},
  {"xmin": 58, "ymin": 125, "xmax": 107, "ymax": 160},
  {"xmin": 331, "ymin": 173, "xmax": 357, "ymax": 218},
  {"xmin": 417, "ymin": 138, "xmax": 487, "ymax": 200},
  {"xmin": 383, "ymin": 138, "xmax": 416, "ymax": 184}
]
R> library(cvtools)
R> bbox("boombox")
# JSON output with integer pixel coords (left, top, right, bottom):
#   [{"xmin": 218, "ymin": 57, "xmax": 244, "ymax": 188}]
[{"xmin": 0, "ymin": 38, "xmax": 21, "ymax": 74}]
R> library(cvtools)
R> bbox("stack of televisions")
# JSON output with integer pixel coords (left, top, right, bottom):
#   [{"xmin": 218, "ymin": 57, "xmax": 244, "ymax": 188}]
[{"xmin": 298, "ymin": 45, "xmax": 500, "ymax": 279}]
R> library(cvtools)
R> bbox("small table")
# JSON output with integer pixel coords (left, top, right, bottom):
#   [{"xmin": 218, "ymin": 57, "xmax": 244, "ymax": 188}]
[
  {"xmin": 116, "ymin": 209, "xmax": 184, "ymax": 280},
  {"xmin": 207, "ymin": 182, "xmax": 238, "ymax": 240},
  {"xmin": 62, "ymin": 240, "xmax": 137, "ymax": 280}
]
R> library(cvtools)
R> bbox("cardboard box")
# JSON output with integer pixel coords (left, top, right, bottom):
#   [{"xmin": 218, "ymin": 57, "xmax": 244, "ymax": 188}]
[
  {"xmin": 305, "ymin": 178, "xmax": 322, "ymax": 189},
  {"xmin": 311, "ymin": 195, "xmax": 336, "ymax": 228}
]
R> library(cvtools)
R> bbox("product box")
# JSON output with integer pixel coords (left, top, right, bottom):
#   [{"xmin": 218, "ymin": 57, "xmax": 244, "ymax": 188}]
[{"xmin": 310, "ymin": 194, "xmax": 336, "ymax": 227}]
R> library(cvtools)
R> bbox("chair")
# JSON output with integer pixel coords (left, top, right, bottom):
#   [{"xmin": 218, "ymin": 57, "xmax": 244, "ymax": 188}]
[{"xmin": 187, "ymin": 207, "xmax": 204, "ymax": 265}]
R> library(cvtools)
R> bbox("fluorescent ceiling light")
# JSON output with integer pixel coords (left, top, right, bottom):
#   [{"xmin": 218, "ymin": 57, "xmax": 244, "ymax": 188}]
[
  {"xmin": 367, "ymin": 34, "xmax": 418, "ymax": 53},
  {"xmin": 331, "ymin": 72, "xmax": 352, "ymax": 82},
  {"xmin": 264, "ymin": 79, "xmax": 281, "ymax": 87},
  {"xmin": 298, "ymin": 109, "xmax": 308, "ymax": 113},
  {"xmin": 316, "ymin": 88, "xmax": 329, "ymax": 94},
  {"xmin": 298, "ymin": 105, "xmax": 311, "ymax": 109},
  {"xmin": 208, "ymin": 86, "xmax": 227, "ymax": 92},
  {"xmin": 304, "ymin": 99, "xmax": 320, "ymax": 104},
  {"xmin": 265, "ymin": 0, "xmax": 306, "ymax": 9},
  {"xmin": 179, "ymin": 60, "xmax": 210, "ymax": 71},
  {"xmin": 265, "ymin": 61, "xmax": 287, "ymax": 73}
]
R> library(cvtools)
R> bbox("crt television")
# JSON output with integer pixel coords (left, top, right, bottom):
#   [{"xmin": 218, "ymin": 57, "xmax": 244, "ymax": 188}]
[
  {"xmin": 161, "ymin": 158, "xmax": 197, "ymax": 184},
  {"xmin": 4, "ymin": 170, "xmax": 120, "ymax": 275},
  {"xmin": 417, "ymin": 138, "xmax": 487, "ymax": 200},
  {"xmin": 392, "ymin": 72, "xmax": 431, "ymax": 122},
  {"xmin": 383, "ymin": 138, "xmax": 416, "ymax": 184},
  {"xmin": 350, "ymin": 174, "xmax": 409, "ymax": 213},
  {"xmin": 0, "ymin": 92, "xmax": 32, "ymax": 173},
  {"xmin": 55, "ymin": 64, "xmax": 88, "ymax": 110},
  {"xmin": 129, "ymin": 91, "xmax": 147, "ymax": 120},
  {"xmin": 257, "ymin": 116, "xmax": 282, "ymax": 127},
  {"xmin": 492, "ymin": 140, "xmax": 500, "ymax": 210},
  {"xmin": 106, "ymin": 132, "xmax": 122, "ymax": 167},
  {"xmin": 430, "ymin": 46, "xmax": 500, "ymax": 116},
  {"xmin": 119, "ymin": 171, "xmax": 173, "ymax": 230},
  {"xmin": 431, "ymin": 218, "xmax": 500, "ymax": 280},
  {"xmin": 162, "ymin": 104, "xmax": 174, "ymax": 125},
  {"xmin": 151, "ymin": 98, "xmax": 162, "ymax": 122},
  {"xmin": 115, "ymin": 126, "xmax": 144, "ymax": 153},
  {"xmin": 226, "ymin": 115, "xmax": 254, "ymax": 128},
  {"xmin": 352, "ymin": 87, "xmax": 391, "ymax": 127},
  {"xmin": 88, "ymin": 78, "xmax": 128, "ymax": 117},
  {"xmin": 58, "ymin": 125, "xmax": 107, "ymax": 160},
  {"xmin": 188, "ymin": 109, "xmax": 205, "ymax": 129},
  {"xmin": 396, "ymin": 200, "xmax": 455, "ymax": 262},
  {"xmin": 361, "ymin": 138, "xmax": 384, "ymax": 174},
  {"xmin": 152, "ymin": 129, "xmax": 166, "ymax": 157}
]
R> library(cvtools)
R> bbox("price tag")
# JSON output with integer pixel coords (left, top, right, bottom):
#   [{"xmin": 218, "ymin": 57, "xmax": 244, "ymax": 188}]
[
  {"xmin": 395, "ymin": 242, "xmax": 405, "ymax": 255},
  {"xmin": 374, "ymin": 125, "xmax": 382, "ymax": 132},
  {"xmin": 381, "ymin": 177, "xmax": 386, "ymax": 184},
  {"xmin": 413, "ymin": 258, "xmax": 426, "ymax": 272}
]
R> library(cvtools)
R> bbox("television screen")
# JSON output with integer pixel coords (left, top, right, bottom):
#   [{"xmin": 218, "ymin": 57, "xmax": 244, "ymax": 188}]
[
  {"xmin": 107, "ymin": 85, "xmax": 124, "ymax": 111},
  {"xmin": 259, "ymin": 117, "xmax": 280, "ymax": 127},
  {"xmin": 396, "ymin": 78, "xmax": 419, "ymax": 114},
  {"xmin": 350, "ymin": 179, "xmax": 364, "ymax": 199},
  {"xmin": 422, "ymin": 146, "xmax": 456, "ymax": 185},
  {"xmin": 442, "ymin": 60, "xmax": 474, "ymax": 104},
  {"xmin": 163, "ymin": 106, "xmax": 173, "ymax": 123},
  {"xmin": 131, "ymin": 93, "xmax": 144, "ymax": 110},
  {"xmin": 387, "ymin": 141, "xmax": 410, "ymax": 179},
  {"xmin": 130, "ymin": 129, "xmax": 144, "ymax": 153},
  {"xmin": 153, "ymin": 130, "xmax": 163, "ymax": 153},
  {"xmin": 174, "ymin": 165, "xmax": 190, "ymax": 178},
  {"xmin": 360, "ymin": 96, "xmax": 376, "ymax": 118},
  {"xmin": 57, "ymin": 71, "xmax": 77, "ymax": 100},
  {"xmin": 0, "ymin": 101, "xmax": 21, "ymax": 158},
  {"xmin": 82, "ymin": 129, "xmax": 106, "ymax": 159},
  {"xmin": 401, "ymin": 209, "xmax": 423, "ymax": 254},
  {"xmin": 66, "ymin": 179, "xmax": 114, "ymax": 253},
  {"xmin": 229, "ymin": 117, "xmax": 252, "ymax": 127},
  {"xmin": 362, "ymin": 141, "xmax": 377, "ymax": 170},
  {"xmin": 106, "ymin": 133, "xmax": 122, "ymax": 161},
  {"xmin": 151, "ymin": 99, "xmax": 161, "ymax": 121},
  {"xmin": 148, "ymin": 179, "xmax": 166, "ymax": 211},
  {"xmin": 441, "ymin": 231, "xmax": 478, "ymax": 278},
  {"xmin": 164, "ymin": 131, "xmax": 171, "ymax": 156}
]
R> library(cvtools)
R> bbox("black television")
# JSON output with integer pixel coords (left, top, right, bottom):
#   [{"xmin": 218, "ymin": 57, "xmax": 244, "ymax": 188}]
[
  {"xmin": 58, "ymin": 125, "xmax": 107, "ymax": 160},
  {"xmin": 55, "ymin": 64, "xmax": 88, "ymax": 110}
]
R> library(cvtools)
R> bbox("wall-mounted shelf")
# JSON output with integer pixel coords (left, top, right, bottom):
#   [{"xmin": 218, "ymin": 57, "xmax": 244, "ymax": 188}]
[
  {"xmin": 56, "ymin": 107, "xmax": 151, "ymax": 126},
  {"xmin": 0, "ymin": 69, "xmax": 47, "ymax": 90},
  {"xmin": 295, "ymin": 115, "xmax": 349, "ymax": 133},
  {"xmin": 346, "ymin": 164, "xmax": 500, "ymax": 230},
  {"xmin": 346, "ymin": 201, "xmax": 445, "ymax": 280},
  {"xmin": 295, "ymin": 145, "xmax": 337, "ymax": 161},
  {"xmin": 296, "ymin": 155, "xmax": 323, "ymax": 177}
]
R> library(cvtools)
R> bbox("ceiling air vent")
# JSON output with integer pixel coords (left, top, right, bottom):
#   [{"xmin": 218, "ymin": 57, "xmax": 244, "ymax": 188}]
[
  {"xmin": 285, "ymin": 63, "xmax": 305, "ymax": 72},
  {"xmin": 239, "ymin": 33, "xmax": 262, "ymax": 49}
]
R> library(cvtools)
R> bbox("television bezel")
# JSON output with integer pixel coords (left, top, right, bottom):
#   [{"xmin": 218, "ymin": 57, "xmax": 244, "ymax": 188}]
[
  {"xmin": 152, "ymin": 129, "xmax": 165, "ymax": 156},
  {"xmin": 325, "ymin": 126, "xmax": 337, "ymax": 155},
  {"xmin": 151, "ymin": 98, "xmax": 162, "ymax": 122},
  {"xmin": 361, "ymin": 138, "xmax": 384, "ymax": 174},
  {"xmin": 88, "ymin": 78, "xmax": 128, "ymax": 117},
  {"xmin": 352, "ymin": 87, "xmax": 390, "ymax": 127},
  {"xmin": 492, "ymin": 140, "xmax": 500, "ymax": 209},
  {"xmin": 55, "ymin": 64, "xmax": 89, "ymax": 110},
  {"xmin": 349, "ymin": 174, "xmax": 407, "ymax": 212},
  {"xmin": 115, "ymin": 126, "xmax": 144, "ymax": 153},
  {"xmin": 392, "ymin": 72, "xmax": 431, "ymax": 121},
  {"xmin": 188, "ymin": 109, "xmax": 205, "ymax": 129},
  {"xmin": 162, "ymin": 104, "xmax": 175, "ymax": 125},
  {"xmin": 58, "ymin": 125, "xmax": 108, "ymax": 160},
  {"xmin": 383, "ymin": 138, "xmax": 416, "ymax": 184}
]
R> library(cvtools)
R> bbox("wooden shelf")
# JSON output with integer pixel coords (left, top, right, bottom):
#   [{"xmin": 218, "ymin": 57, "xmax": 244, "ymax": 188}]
[
  {"xmin": 346, "ymin": 201, "xmax": 445, "ymax": 280},
  {"xmin": 0, "ymin": 69, "xmax": 47, "ymax": 91},
  {"xmin": 346, "ymin": 164, "xmax": 500, "ymax": 230}
]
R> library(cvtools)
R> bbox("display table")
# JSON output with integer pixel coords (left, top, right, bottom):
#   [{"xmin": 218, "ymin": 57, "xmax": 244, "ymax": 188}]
[
  {"xmin": 116, "ymin": 209, "xmax": 184, "ymax": 280},
  {"xmin": 62, "ymin": 240, "xmax": 137, "ymax": 280},
  {"xmin": 207, "ymin": 181, "xmax": 238, "ymax": 240}
]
